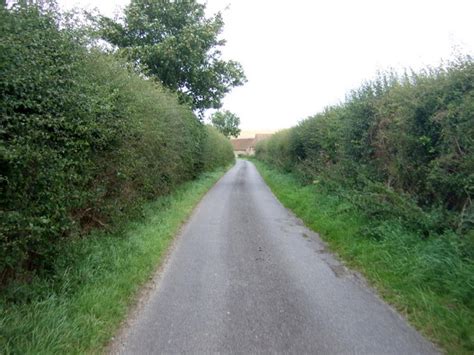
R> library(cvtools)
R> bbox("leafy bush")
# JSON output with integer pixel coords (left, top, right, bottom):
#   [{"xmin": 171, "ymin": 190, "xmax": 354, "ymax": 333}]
[
  {"xmin": 0, "ymin": 4, "xmax": 234, "ymax": 281},
  {"xmin": 202, "ymin": 125, "xmax": 235, "ymax": 171},
  {"xmin": 1, "ymin": 4, "xmax": 121, "ymax": 274},
  {"xmin": 255, "ymin": 129, "xmax": 294, "ymax": 172},
  {"xmin": 256, "ymin": 57, "xmax": 474, "ymax": 235}
]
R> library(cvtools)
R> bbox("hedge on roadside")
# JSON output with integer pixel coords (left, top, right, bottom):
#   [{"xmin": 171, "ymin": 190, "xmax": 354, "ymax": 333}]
[
  {"xmin": 256, "ymin": 58, "xmax": 474, "ymax": 238},
  {"xmin": 0, "ymin": 4, "xmax": 234, "ymax": 280},
  {"xmin": 202, "ymin": 125, "xmax": 235, "ymax": 171},
  {"xmin": 255, "ymin": 60, "xmax": 474, "ymax": 352}
]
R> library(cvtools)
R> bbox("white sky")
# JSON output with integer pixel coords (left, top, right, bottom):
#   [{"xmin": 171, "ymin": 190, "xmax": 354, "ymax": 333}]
[{"xmin": 59, "ymin": 0, "xmax": 474, "ymax": 130}]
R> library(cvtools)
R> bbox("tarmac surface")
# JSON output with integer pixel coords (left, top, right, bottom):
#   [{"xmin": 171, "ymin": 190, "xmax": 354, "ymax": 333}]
[{"xmin": 114, "ymin": 160, "xmax": 438, "ymax": 354}]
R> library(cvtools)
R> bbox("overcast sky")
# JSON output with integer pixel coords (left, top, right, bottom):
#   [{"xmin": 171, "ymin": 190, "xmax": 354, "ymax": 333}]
[{"xmin": 59, "ymin": 0, "xmax": 474, "ymax": 130}]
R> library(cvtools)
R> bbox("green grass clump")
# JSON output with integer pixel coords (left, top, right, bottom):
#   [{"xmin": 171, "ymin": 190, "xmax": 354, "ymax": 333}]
[
  {"xmin": 253, "ymin": 159, "xmax": 474, "ymax": 354},
  {"xmin": 0, "ymin": 167, "xmax": 229, "ymax": 354}
]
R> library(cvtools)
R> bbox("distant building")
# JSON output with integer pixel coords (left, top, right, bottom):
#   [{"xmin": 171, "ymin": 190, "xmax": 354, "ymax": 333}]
[
  {"xmin": 231, "ymin": 133, "xmax": 273, "ymax": 156},
  {"xmin": 231, "ymin": 138, "xmax": 255, "ymax": 156}
]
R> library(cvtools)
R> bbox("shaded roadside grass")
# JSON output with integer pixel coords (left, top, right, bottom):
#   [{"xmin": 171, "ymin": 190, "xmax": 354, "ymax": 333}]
[
  {"xmin": 0, "ymin": 167, "xmax": 230, "ymax": 354},
  {"xmin": 252, "ymin": 159, "xmax": 473, "ymax": 354}
]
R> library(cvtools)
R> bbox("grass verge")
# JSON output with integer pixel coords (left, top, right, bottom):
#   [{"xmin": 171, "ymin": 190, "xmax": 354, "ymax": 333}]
[
  {"xmin": 252, "ymin": 159, "xmax": 473, "ymax": 354},
  {"xmin": 0, "ymin": 166, "xmax": 230, "ymax": 354}
]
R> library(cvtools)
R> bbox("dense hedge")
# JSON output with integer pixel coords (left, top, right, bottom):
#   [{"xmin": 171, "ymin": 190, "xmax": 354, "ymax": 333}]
[
  {"xmin": 256, "ymin": 58, "xmax": 474, "ymax": 239},
  {"xmin": 202, "ymin": 125, "xmax": 236, "ymax": 171},
  {"xmin": 0, "ymin": 5, "xmax": 234, "ymax": 279}
]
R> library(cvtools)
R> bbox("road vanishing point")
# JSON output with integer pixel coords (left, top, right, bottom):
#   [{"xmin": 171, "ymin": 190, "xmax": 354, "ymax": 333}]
[{"xmin": 113, "ymin": 160, "xmax": 438, "ymax": 354}]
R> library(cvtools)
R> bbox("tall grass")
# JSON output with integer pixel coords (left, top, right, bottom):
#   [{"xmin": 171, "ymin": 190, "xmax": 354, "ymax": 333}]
[
  {"xmin": 0, "ymin": 167, "xmax": 230, "ymax": 354},
  {"xmin": 253, "ymin": 159, "xmax": 474, "ymax": 354}
]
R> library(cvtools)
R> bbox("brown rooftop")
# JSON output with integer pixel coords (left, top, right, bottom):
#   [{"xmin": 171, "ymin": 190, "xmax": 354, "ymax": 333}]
[{"xmin": 231, "ymin": 138, "xmax": 255, "ymax": 151}]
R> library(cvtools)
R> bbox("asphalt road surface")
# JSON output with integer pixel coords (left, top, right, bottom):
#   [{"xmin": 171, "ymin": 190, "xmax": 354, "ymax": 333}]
[{"xmin": 114, "ymin": 160, "xmax": 438, "ymax": 354}]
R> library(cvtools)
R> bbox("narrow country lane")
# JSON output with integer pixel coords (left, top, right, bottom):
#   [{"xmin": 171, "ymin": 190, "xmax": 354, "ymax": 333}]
[{"xmin": 113, "ymin": 160, "xmax": 438, "ymax": 354}]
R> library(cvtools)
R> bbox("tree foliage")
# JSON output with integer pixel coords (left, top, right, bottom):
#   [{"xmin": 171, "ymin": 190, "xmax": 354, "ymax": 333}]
[
  {"xmin": 210, "ymin": 110, "xmax": 241, "ymax": 138},
  {"xmin": 97, "ymin": 0, "xmax": 246, "ymax": 113}
]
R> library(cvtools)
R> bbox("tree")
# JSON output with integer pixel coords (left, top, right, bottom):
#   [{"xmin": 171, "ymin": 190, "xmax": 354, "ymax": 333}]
[
  {"xmin": 211, "ymin": 110, "xmax": 241, "ymax": 138},
  {"xmin": 97, "ymin": 0, "xmax": 246, "ymax": 114}
]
